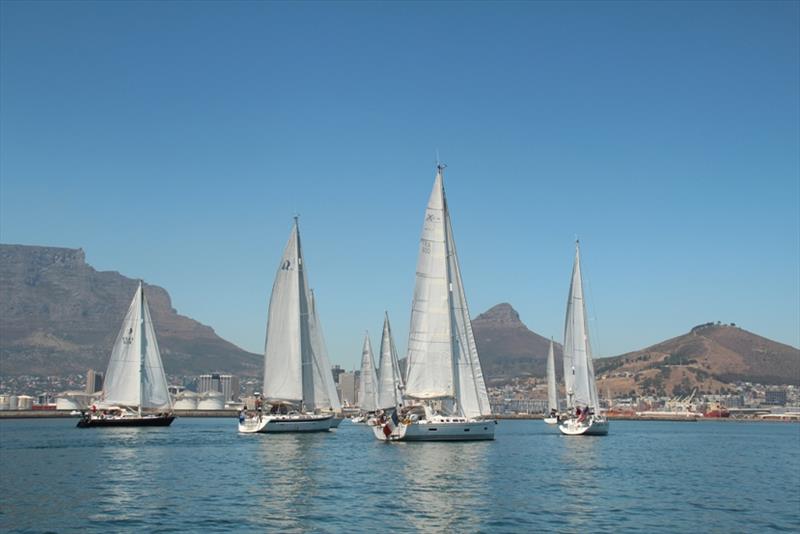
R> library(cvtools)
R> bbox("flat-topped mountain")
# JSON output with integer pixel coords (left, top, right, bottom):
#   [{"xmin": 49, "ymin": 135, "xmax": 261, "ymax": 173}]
[{"xmin": 0, "ymin": 244, "xmax": 261, "ymax": 376}]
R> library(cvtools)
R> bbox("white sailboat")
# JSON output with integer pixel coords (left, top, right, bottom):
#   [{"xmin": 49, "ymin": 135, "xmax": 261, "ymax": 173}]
[
  {"xmin": 543, "ymin": 339, "xmax": 559, "ymax": 425},
  {"xmin": 376, "ymin": 313, "xmax": 404, "ymax": 411},
  {"xmin": 558, "ymin": 241, "xmax": 609, "ymax": 436},
  {"xmin": 239, "ymin": 218, "xmax": 334, "ymax": 433},
  {"xmin": 373, "ymin": 164, "xmax": 496, "ymax": 442},
  {"xmin": 352, "ymin": 333, "xmax": 379, "ymax": 423},
  {"xmin": 78, "ymin": 282, "xmax": 174, "ymax": 428}
]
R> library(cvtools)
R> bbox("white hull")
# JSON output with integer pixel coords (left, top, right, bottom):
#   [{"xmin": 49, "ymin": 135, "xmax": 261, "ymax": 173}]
[
  {"xmin": 558, "ymin": 416, "xmax": 609, "ymax": 436},
  {"xmin": 372, "ymin": 418, "xmax": 496, "ymax": 442},
  {"xmin": 329, "ymin": 417, "xmax": 343, "ymax": 428},
  {"xmin": 238, "ymin": 413, "xmax": 333, "ymax": 433},
  {"xmin": 543, "ymin": 416, "xmax": 559, "ymax": 425}
]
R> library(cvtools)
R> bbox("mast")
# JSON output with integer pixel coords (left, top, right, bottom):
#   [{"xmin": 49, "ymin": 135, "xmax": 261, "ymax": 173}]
[
  {"xmin": 138, "ymin": 281, "xmax": 145, "ymax": 417},
  {"xmin": 296, "ymin": 216, "xmax": 314, "ymax": 410}
]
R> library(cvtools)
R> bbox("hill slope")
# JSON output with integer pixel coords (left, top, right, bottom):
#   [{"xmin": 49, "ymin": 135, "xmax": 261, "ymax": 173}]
[{"xmin": 0, "ymin": 244, "xmax": 261, "ymax": 376}]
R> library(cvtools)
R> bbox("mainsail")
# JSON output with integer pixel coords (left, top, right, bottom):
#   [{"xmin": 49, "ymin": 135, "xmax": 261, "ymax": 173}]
[
  {"xmin": 102, "ymin": 282, "xmax": 171, "ymax": 411},
  {"xmin": 357, "ymin": 334, "xmax": 379, "ymax": 412},
  {"xmin": 562, "ymin": 241, "xmax": 600, "ymax": 410},
  {"xmin": 546, "ymin": 339, "xmax": 558, "ymax": 413},
  {"xmin": 404, "ymin": 165, "xmax": 492, "ymax": 419},
  {"xmin": 377, "ymin": 313, "xmax": 404, "ymax": 410},
  {"xmin": 262, "ymin": 219, "xmax": 335, "ymax": 409}
]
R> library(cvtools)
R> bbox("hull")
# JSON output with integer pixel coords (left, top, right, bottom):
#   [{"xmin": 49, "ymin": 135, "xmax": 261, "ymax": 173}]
[
  {"xmin": 77, "ymin": 414, "xmax": 175, "ymax": 428},
  {"xmin": 558, "ymin": 416, "xmax": 609, "ymax": 436},
  {"xmin": 372, "ymin": 419, "xmax": 496, "ymax": 442},
  {"xmin": 543, "ymin": 417, "xmax": 559, "ymax": 425},
  {"xmin": 238, "ymin": 413, "xmax": 333, "ymax": 434},
  {"xmin": 329, "ymin": 417, "xmax": 344, "ymax": 428}
]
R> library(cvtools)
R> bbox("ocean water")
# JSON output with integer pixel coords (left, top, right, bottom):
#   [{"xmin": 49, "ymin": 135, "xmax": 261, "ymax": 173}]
[{"xmin": 0, "ymin": 418, "xmax": 798, "ymax": 533}]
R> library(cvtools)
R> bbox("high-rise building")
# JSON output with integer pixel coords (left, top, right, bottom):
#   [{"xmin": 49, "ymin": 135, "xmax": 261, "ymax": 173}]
[
  {"xmin": 332, "ymin": 365, "xmax": 345, "ymax": 384},
  {"xmin": 85, "ymin": 369, "xmax": 103, "ymax": 394},
  {"xmin": 765, "ymin": 389, "xmax": 787, "ymax": 406},
  {"xmin": 197, "ymin": 374, "xmax": 240, "ymax": 402},
  {"xmin": 338, "ymin": 372, "xmax": 357, "ymax": 406}
]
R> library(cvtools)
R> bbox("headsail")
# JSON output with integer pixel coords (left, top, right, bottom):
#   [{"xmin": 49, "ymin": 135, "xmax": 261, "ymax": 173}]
[
  {"xmin": 562, "ymin": 241, "xmax": 600, "ymax": 410},
  {"xmin": 445, "ymin": 206, "xmax": 492, "ymax": 419},
  {"xmin": 102, "ymin": 282, "xmax": 171, "ymax": 410},
  {"xmin": 308, "ymin": 289, "xmax": 342, "ymax": 411},
  {"xmin": 546, "ymin": 339, "xmax": 558, "ymax": 412},
  {"xmin": 377, "ymin": 313, "xmax": 404, "ymax": 410},
  {"xmin": 358, "ymin": 334, "xmax": 379, "ymax": 412}
]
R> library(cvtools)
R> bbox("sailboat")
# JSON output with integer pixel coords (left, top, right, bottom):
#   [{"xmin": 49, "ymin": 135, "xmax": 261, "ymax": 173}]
[
  {"xmin": 77, "ymin": 282, "xmax": 174, "ymax": 428},
  {"xmin": 238, "ymin": 218, "xmax": 335, "ymax": 433},
  {"xmin": 373, "ymin": 164, "xmax": 495, "ymax": 441},
  {"xmin": 352, "ymin": 334, "xmax": 379, "ymax": 423},
  {"xmin": 376, "ymin": 313, "xmax": 404, "ymax": 411},
  {"xmin": 543, "ymin": 339, "xmax": 559, "ymax": 425},
  {"xmin": 558, "ymin": 241, "xmax": 609, "ymax": 436}
]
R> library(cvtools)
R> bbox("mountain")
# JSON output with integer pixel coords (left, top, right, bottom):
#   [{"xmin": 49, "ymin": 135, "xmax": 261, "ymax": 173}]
[
  {"xmin": 0, "ymin": 244, "xmax": 261, "ymax": 377},
  {"xmin": 472, "ymin": 303, "xmax": 562, "ymax": 386},
  {"xmin": 470, "ymin": 301, "xmax": 799, "ymax": 393},
  {"xmin": 594, "ymin": 322, "xmax": 800, "ymax": 396}
]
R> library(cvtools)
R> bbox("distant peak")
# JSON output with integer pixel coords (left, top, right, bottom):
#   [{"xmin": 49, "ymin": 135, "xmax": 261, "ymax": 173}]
[{"xmin": 474, "ymin": 303, "xmax": 523, "ymax": 327}]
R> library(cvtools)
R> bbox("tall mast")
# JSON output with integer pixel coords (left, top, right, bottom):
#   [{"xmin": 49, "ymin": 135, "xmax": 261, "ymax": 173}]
[
  {"xmin": 138, "ymin": 281, "xmax": 145, "ymax": 416},
  {"xmin": 295, "ymin": 216, "xmax": 313, "ymax": 411},
  {"xmin": 439, "ymin": 163, "xmax": 463, "ymax": 415}
]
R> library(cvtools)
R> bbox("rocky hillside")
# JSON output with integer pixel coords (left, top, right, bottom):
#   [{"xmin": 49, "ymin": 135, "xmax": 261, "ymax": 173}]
[
  {"xmin": 0, "ymin": 244, "xmax": 261, "ymax": 376},
  {"xmin": 594, "ymin": 322, "xmax": 800, "ymax": 396},
  {"xmin": 472, "ymin": 303, "xmax": 562, "ymax": 386}
]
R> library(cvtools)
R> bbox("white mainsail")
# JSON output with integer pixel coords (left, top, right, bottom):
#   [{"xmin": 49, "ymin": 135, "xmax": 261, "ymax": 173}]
[
  {"xmin": 357, "ymin": 334, "xmax": 379, "ymax": 412},
  {"xmin": 102, "ymin": 282, "xmax": 171, "ymax": 411},
  {"xmin": 404, "ymin": 166, "xmax": 492, "ymax": 419},
  {"xmin": 562, "ymin": 241, "xmax": 600, "ymax": 410},
  {"xmin": 262, "ymin": 219, "xmax": 335, "ymax": 409},
  {"xmin": 377, "ymin": 313, "xmax": 404, "ymax": 410},
  {"xmin": 546, "ymin": 338, "xmax": 558, "ymax": 413}
]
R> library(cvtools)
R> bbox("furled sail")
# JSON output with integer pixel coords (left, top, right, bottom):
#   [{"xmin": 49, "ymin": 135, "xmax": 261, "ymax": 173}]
[
  {"xmin": 358, "ymin": 334, "xmax": 379, "ymax": 412},
  {"xmin": 377, "ymin": 313, "xmax": 404, "ymax": 410},
  {"xmin": 562, "ymin": 241, "xmax": 600, "ymax": 410},
  {"xmin": 404, "ymin": 170, "xmax": 455, "ymax": 399},
  {"xmin": 546, "ymin": 339, "xmax": 558, "ymax": 412},
  {"xmin": 102, "ymin": 282, "xmax": 171, "ymax": 410}
]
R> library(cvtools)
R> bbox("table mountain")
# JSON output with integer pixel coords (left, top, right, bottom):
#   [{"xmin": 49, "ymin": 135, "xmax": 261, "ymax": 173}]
[{"xmin": 0, "ymin": 244, "xmax": 261, "ymax": 376}]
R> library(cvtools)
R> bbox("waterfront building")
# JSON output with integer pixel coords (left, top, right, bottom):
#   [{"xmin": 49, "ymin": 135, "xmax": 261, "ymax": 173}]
[
  {"xmin": 765, "ymin": 389, "xmax": 787, "ymax": 406},
  {"xmin": 85, "ymin": 369, "xmax": 103, "ymax": 393},
  {"xmin": 338, "ymin": 371, "xmax": 357, "ymax": 405},
  {"xmin": 197, "ymin": 374, "xmax": 240, "ymax": 402}
]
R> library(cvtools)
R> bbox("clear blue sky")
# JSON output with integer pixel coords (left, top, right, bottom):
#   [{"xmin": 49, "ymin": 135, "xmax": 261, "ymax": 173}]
[{"xmin": 2, "ymin": 1, "xmax": 798, "ymax": 370}]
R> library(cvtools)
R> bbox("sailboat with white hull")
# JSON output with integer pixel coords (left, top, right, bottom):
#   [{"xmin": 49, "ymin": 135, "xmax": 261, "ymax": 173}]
[
  {"xmin": 239, "ymin": 218, "xmax": 335, "ymax": 433},
  {"xmin": 373, "ymin": 164, "xmax": 496, "ymax": 442},
  {"xmin": 558, "ymin": 241, "xmax": 609, "ymax": 436},
  {"xmin": 376, "ymin": 313, "xmax": 404, "ymax": 411},
  {"xmin": 351, "ymin": 333, "xmax": 379, "ymax": 424},
  {"xmin": 543, "ymin": 339, "xmax": 559, "ymax": 425},
  {"xmin": 77, "ymin": 282, "xmax": 174, "ymax": 428}
]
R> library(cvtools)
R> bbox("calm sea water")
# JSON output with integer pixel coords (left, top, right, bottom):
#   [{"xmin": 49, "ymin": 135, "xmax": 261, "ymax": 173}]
[{"xmin": 1, "ymin": 418, "xmax": 798, "ymax": 533}]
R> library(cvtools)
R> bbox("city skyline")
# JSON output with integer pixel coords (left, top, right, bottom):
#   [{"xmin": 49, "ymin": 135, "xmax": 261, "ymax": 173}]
[{"xmin": 1, "ymin": 2, "xmax": 798, "ymax": 370}]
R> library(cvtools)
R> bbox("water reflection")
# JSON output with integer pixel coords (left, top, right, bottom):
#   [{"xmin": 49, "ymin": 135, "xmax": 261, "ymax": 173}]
[
  {"xmin": 399, "ymin": 441, "xmax": 492, "ymax": 532},
  {"xmin": 558, "ymin": 436, "xmax": 605, "ymax": 532}
]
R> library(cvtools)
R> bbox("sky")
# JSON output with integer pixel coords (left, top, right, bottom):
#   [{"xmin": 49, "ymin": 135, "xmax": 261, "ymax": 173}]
[{"xmin": 1, "ymin": 1, "xmax": 798, "ymax": 370}]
